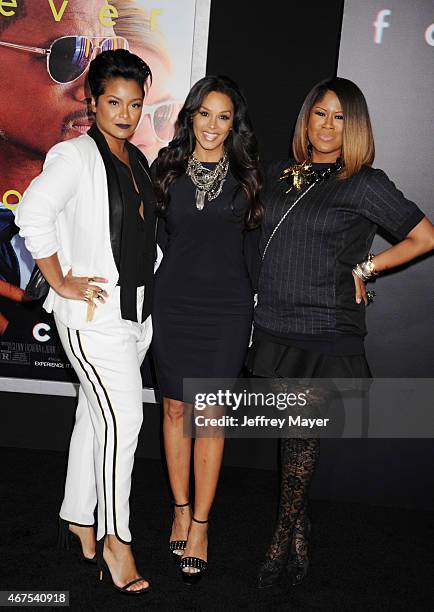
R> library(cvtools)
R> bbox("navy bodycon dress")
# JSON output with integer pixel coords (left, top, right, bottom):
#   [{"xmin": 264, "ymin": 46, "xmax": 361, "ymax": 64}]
[{"xmin": 152, "ymin": 164, "xmax": 254, "ymax": 401}]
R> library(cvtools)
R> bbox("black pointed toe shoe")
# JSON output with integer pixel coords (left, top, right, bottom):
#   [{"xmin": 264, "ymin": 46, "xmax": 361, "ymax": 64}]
[{"xmin": 257, "ymin": 555, "xmax": 286, "ymax": 589}]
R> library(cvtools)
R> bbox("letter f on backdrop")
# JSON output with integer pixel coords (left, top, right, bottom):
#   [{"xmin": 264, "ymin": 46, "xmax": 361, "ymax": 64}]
[{"xmin": 373, "ymin": 9, "xmax": 391, "ymax": 44}]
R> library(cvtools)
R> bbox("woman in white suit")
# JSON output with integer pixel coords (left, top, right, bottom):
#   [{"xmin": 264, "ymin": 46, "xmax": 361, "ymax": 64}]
[{"xmin": 16, "ymin": 49, "xmax": 156, "ymax": 595}]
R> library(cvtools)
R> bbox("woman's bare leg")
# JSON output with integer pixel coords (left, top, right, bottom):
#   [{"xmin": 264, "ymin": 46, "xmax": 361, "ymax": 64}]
[
  {"xmin": 183, "ymin": 432, "xmax": 225, "ymax": 562},
  {"xmin": 163, "ymin": 398, "xmax": 193, "ymax": 543}
]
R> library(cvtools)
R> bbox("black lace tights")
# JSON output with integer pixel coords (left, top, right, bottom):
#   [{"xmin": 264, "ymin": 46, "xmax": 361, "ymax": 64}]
[{"xmin": 264, "ymin": 438, "xmax": 320, "ymax": 565}]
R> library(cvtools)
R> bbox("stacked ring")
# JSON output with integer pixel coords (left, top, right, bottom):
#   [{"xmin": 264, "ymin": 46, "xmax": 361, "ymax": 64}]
[{"xmin": 84, "ymin": 287, "xmax": 95, "ymax": 301}]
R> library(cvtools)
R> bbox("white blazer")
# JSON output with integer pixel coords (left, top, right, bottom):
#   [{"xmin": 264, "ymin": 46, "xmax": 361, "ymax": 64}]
[{"xmin": 15, "ymin": 134, "xmax": 120, "ymax": 330}]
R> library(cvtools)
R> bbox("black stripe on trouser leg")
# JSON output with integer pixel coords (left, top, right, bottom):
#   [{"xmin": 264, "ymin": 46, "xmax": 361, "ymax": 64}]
[
  {"xmin": 76, "ymin": 331, "xmax": 130, "ymax": 545},
  {"xmin": 66, "ymin": 328, "xmax": 108, "ymax": 537},
  {"xmin": 67, "ymin": 519, "xmax": 95, "ymax": 527}
]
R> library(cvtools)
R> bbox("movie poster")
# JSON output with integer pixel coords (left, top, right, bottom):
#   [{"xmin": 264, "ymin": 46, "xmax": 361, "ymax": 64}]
[{"xmin": 0, "ymin": 0, "xmax": 207, "ymax": 382}]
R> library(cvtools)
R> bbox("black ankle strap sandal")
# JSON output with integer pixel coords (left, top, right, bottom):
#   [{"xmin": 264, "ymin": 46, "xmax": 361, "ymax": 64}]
[
  {"xmin": 179, "ymin": 516, "xmax": 209, "ymax": 585},
  {"xmin": 57, "ymin": 517, "xmax": 97, "ymax": 565},
  {"xmin": 191, "ymin": 516, "xmax": 208, "ymax": 524},
  {"xmin": 169, "ymin": 501, "xmax": 191, "ymax": 561},
  {"xmin": 96, "ymin": 538, "xmax": 151, "ymax": 596}
]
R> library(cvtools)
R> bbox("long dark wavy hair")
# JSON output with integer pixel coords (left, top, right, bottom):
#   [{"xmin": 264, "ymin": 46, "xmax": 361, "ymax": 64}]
[{"xmin": 154, "ymin": 75, "xmax": 263, "ymax": 229}]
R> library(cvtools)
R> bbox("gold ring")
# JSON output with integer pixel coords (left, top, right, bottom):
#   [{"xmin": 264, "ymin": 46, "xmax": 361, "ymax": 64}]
[{"xmin": 84, "ymin": 287, "xmax": 94, "ymax": 300}]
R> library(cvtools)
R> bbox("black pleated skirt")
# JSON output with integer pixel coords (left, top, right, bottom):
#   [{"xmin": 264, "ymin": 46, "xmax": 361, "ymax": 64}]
[
  {"xmin": 245, "ymin": 328, "xmax": 372, "ymax": 438},
  {"xmin": 246, "ymin": 327, "xmax": 372, "ymax": 380}
]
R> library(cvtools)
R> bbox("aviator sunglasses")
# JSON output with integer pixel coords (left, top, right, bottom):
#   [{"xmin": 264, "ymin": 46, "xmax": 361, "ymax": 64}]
[{"xmin": 0, "ymin": 35, "xmax": 129, "ymax": 84}]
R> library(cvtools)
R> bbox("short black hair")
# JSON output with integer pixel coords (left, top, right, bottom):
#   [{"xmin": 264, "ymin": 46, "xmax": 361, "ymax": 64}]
[
  {"xmin": 0, "ymin": 0, "xmax": 27, "ymax": 34},
  {"xmin": 88, "ymin": 49, "xmax": 152, "ymax": 101}
]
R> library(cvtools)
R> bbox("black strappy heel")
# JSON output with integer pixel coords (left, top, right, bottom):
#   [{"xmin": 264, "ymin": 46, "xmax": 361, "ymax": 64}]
[
  {"xmin": 96, "ymin": 538, "xmax": 151, "ymax": 596},
  {"xmin": 57, "ymin": 517, "xmax": 96, "ymax": 565},
  {"xmin": 180, "ymin": 517, "xmax": 208, "ymax": 585},
  {"xmin": 169, "ymin": 501, "xmax": 191, "ymax": 562}
]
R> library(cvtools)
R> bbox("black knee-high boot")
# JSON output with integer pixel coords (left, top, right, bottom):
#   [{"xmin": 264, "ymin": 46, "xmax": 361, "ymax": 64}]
[{"xmin": 257, "ymin": 437, "xmax": 320, "ymax": 588}]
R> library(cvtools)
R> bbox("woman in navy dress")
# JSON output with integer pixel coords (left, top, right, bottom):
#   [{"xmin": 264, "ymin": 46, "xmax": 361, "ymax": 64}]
[{"xmin": 152, "ymin": 75, "xmax": 262, "ymax": 583}]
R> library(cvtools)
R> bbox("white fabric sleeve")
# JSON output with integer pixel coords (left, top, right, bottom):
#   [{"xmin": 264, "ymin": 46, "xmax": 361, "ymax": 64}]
[{"xmin": 15, "ymin": 141, "xmax": 81, "ymax": 259}]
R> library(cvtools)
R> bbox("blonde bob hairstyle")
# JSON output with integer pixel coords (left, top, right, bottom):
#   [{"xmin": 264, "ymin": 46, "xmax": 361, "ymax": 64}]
[{"xmin": 292, "ymin": 77, "xmax": 375, "ymax": 179}]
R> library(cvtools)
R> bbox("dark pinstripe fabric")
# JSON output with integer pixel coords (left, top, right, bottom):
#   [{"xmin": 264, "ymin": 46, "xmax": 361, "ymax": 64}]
[{"xmin": 255, "ymin": 162, "xmax": 424, "ymax": 346}]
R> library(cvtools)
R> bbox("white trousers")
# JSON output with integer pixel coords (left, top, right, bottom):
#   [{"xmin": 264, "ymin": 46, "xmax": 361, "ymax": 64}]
[{"xmin": 55, "ymin": 286, "xmax": 152, "ymax": 543}]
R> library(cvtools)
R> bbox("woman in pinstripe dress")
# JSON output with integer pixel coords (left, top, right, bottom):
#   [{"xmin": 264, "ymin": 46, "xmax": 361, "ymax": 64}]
[{"xmin": 247, "ymin": 77, "xmax": 434, "ymax": 588}]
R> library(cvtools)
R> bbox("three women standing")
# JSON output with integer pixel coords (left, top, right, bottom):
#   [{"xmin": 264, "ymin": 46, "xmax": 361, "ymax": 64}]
[{"xmin": 15, "ymin": 47, "xmax": 434, "ymax": 596}]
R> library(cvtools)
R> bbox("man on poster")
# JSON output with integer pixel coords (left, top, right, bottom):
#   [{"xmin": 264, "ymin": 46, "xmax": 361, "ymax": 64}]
[
  {"xmin": 0, "ymin": 0, "xmax": 179, "ymax": 351},
  {"xmin": 0, "ymin": 0, "xmax": 119, "ymax": 339}
]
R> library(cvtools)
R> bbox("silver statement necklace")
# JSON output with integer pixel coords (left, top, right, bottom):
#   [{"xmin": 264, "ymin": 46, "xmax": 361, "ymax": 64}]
[{"xmin": 186, "ymin": 153, "xmax": 229, "ymax": 210}]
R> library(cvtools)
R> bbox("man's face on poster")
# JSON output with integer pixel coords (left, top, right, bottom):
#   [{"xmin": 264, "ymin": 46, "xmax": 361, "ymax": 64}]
[{"xmin": 0, "ymin": 0, "xmax": 114, "ymax": 157}]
